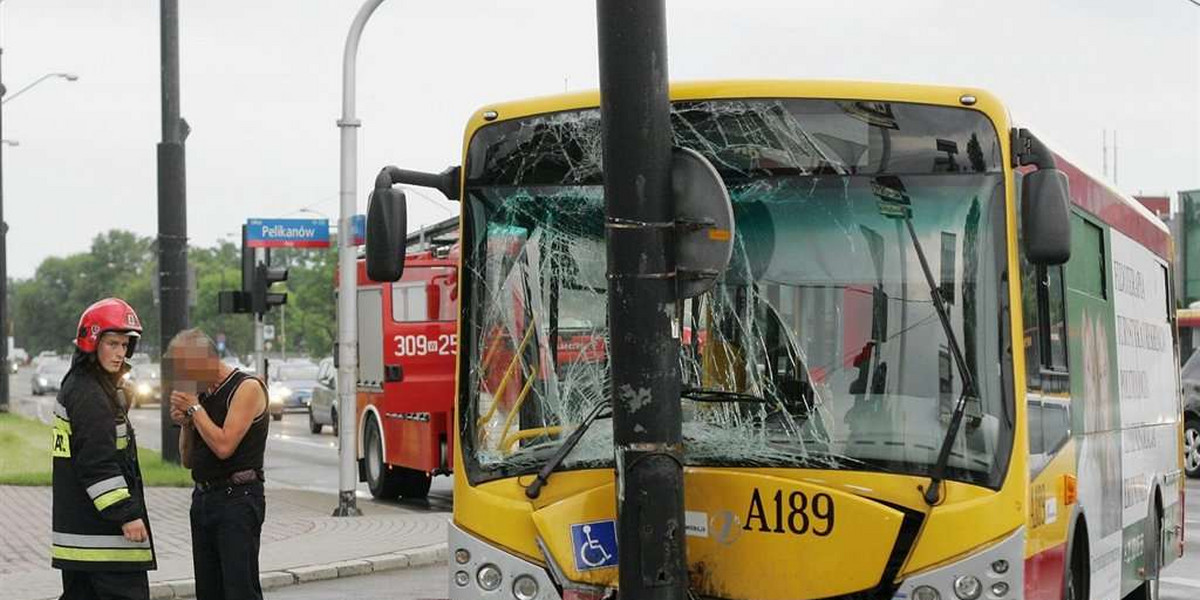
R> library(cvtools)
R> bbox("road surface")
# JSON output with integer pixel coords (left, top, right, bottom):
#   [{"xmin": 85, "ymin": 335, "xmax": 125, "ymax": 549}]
[{"xmin": 7, "ymin": 364, "xmax": 452, "ymax": 510}]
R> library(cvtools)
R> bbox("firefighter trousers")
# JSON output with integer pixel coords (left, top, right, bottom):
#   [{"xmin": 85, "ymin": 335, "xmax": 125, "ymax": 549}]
[{"xmin": 60, "ymin": 569, "xmax": 149, "ymax": 600}]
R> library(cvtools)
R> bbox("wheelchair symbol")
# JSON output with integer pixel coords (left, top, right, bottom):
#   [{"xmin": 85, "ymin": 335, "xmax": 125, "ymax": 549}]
[
  {"xmin": 570, "ymin": 521, "xmax": 617, "ymax": 570},
  {"xmin": 578, "ymin": 525, "xmax": 613, "ymax": 568}
]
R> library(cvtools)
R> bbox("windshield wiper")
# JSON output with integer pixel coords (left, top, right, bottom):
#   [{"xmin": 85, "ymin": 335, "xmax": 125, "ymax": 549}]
[
  {"xmin": 877, "ymin": 177, "xmax": 981, "ymax": 506},
  {"xmin": 680, "ymin": 387, "xmax": 769, "ymax": 403},
  {"xmin": 524, "ymin": 400, "xmax": 611, "ymax": 499}
]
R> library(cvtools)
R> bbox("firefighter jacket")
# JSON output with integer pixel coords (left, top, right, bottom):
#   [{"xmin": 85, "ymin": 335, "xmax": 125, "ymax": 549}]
[{"xmin": 51, "ymin": 362, "xmax": 156, "ymax": 571}]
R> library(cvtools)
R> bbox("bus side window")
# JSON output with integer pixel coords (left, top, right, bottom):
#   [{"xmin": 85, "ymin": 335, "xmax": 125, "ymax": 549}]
[
  {"xmin": 1043, "ymin": 266, "xmax": 1069, "ymax": 376},
  {"xmin": 1020, "ymin": 250, "xmax": 1071, "ymax": 473},
  {"xmin": 1020, "ymin": 262, "xmax": 1042, "ymax": 389}
]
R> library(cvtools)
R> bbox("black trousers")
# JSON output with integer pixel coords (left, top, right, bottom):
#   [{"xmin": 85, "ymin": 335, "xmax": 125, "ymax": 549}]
[
  {"xmin": 190, "ymin": 482, "xmax": 266, "ymax": 600},
  {"xmin": 60, "ymin": 570, "xmax": 149, "ymax": 600}
]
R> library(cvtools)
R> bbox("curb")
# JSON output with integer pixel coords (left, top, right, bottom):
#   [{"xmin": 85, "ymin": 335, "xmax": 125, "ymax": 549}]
[{"xmin": 145, "ymin": 543, "xmax": 448, "ymax": 600}]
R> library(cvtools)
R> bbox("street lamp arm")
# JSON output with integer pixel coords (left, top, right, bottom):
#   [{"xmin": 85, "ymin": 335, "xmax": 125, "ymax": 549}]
[
  {"xmin": 2, "ymin": 72, "xmax": 78, "ymax": 105},
  {"xmin": 339, "ymin": 0, "xmax": 385, "ymax": 127}
]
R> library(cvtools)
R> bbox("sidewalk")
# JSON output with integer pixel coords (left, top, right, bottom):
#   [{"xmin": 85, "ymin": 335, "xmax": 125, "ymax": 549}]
[{"xmin": 0, "ymin": 486, "xmax": 449, "ymax": 600}]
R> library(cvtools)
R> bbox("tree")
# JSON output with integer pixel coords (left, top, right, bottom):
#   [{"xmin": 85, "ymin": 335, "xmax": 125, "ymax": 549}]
[{"xmin": 10, "ymin": 230, "xmax": 339, "ymax": 362}]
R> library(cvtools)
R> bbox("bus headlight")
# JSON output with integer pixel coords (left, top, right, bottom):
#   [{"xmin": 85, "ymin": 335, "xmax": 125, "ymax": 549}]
[
  {"xmin": 912, "ymin": 586, "xmax": 941, "ymax": 600},
  {"xmin": 512, "ymin": 575, "xmax": 539, "ymax": 600},
  {"xmin": 449, "ymin": 523, "xmax": 560, "ymax": 600},
  {"xmin": 896, "ymin": 528, "xmax": 1023, "ymax": 600},
  {"xmin": 952, "ymin": 575, "xmax": 981, "ymax": 600},
  {"xmin": 477, "ymin": 564, "xmax": 503, "ymax": 591}
]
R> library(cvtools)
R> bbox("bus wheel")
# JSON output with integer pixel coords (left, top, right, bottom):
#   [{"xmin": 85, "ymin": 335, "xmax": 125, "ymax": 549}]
[
  {"xmin": 1064, "ymin": 523, "xmax": 1088, "ymax": 600},
  {"xmin": 1131, "ymin": 503, "xmax": 1163, "ymax": 600},
  {"xmin": 1185, "ymin": 418, "xmax": 1200, "ymax": 479}
]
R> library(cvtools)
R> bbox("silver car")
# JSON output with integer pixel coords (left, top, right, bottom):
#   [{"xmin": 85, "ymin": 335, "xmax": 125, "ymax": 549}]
[
  {"xmin": 1182, "ymin": 351, "xmax": 1200, "ymax": 479},
  {"xmin": 32, "ymin": 360, "xmax": 70, "ymax": 396},
  {"xmin": 308, "ymin": 357, "xmax": 338, "ymax": 435}
]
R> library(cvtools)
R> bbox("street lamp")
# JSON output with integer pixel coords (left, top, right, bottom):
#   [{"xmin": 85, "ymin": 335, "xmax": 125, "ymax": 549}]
[
  {"xmin": 0, "ymin": 70, "xmax": 79, "ymax": 411},
  {"xmin": 2, "ymin": 72, "xmax": 79, "ymax": 105}
]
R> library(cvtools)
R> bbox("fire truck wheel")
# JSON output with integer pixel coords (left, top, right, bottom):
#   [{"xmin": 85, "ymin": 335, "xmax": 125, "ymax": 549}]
[{"xmin": 364, "ymin": 414, "xmax": 433, "ymax": 500}]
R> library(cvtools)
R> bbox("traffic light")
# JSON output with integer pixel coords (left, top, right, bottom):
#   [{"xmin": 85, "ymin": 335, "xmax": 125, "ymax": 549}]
[{"xmin": 252, "ymin": 262, "xmax": 288, "ymax": 315}]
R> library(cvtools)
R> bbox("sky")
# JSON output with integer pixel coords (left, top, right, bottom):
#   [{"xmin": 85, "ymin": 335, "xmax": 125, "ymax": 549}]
[{"xmin": 1, "ymin": 0, "xmax": 1197, "ymax": 278}]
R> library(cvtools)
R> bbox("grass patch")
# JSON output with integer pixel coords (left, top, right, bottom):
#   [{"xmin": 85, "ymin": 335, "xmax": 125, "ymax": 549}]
[{"xmin": 0, "ymin": 413, "xmax": 192, "ymax": 486}]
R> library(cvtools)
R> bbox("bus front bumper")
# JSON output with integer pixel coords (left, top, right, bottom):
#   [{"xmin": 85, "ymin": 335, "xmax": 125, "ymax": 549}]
[{"xmin": 447, "ymin": 521, "xmax": 1025, "ymax": 600}]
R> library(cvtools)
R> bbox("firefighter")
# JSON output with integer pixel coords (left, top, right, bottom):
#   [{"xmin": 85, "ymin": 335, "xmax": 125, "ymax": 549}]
[{"xmin": 52, "ymin": 298, "xmax": 156, "ymax": 600}]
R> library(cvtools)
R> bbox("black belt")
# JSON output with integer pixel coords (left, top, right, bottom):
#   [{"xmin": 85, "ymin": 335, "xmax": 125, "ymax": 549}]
[{"xmin": 195, "ymin": 469, "xmax": 263, "ymax": 492}]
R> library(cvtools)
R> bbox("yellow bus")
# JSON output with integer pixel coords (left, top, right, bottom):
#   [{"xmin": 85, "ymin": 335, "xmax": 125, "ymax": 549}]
[{"xmin": 440, "ymin": 81, "xmax": 1184, "ymax": 600}]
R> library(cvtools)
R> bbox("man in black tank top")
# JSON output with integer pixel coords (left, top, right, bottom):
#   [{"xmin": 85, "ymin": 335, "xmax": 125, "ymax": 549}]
[{"xmin": 165, "ymin": 329, "xmax": 269, "ymax": 600}]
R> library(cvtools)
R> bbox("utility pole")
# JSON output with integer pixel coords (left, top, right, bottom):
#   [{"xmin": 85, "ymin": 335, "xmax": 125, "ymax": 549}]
[
  {"xmin": 254, "ymin": 248, "xmax": 266, "ymax": 378},
  {"xmin": 157, "ymin": 0, "xmax": 189, "ymax": 463},
  {"xmin": 0, "ymin": 41, "xmax": 8, "ymax": 414},
  {"xmin": 280, "ymin": 303, "xmax": 286, "ymax": 361},
  {"xmin": 1102, "ymin": 129, "xmax": 1108, "ymax": 179},
  {"xmin": 1113, "ymin": 129, "xmax": 1119, "ymax": 186},
  {"xmin": 596, "ymin": 2, "xmax": 686, "ymax": 599}
]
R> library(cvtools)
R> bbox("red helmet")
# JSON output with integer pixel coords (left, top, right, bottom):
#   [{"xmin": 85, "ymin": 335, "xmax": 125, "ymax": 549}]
[{"xmin": 76, "ymin": 298, "xmax": 142, "ymax": 356}]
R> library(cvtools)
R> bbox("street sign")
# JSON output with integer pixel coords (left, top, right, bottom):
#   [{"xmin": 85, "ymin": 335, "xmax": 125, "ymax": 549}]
[
  {"xmin": 246, "ymin": 218, "xmax": 330, "ymax": 248},
  {"xmin": 352, "ymin": 214, "xmax": 366, "ymax": 246},
  {"xmin": 263, "ymin": 325, "xmax": 276, "ymax": 341}
]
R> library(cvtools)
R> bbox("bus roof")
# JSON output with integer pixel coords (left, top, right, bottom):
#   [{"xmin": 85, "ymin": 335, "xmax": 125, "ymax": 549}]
[
  {"xmin": 1049, "ymin": 147, "xmax": 1172, "ymax": 260},
  {"xmin": 464, "ymin": 79, "xmax": 1009, "ymax": 145}
]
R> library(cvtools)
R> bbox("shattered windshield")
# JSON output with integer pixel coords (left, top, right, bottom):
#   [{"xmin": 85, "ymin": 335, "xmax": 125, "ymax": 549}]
[{"xmin": 462, "ymin": 98, "xmax": 1012, "ymax": 489}]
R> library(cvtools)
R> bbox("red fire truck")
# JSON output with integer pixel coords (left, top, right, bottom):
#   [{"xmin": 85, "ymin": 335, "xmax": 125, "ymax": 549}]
[
  {"xmin": 351, "ymin": 217, "xmax": 608, "ymax": 499},
  {"xmin": 354, "ymin": 219, "xmax": 459, "ymax": 499}
]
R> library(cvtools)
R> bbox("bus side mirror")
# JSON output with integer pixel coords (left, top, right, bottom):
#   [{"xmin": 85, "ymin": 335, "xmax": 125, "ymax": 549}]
[
  {"xmin": 1022, "ymin": 168, "xmax": 1071, "ymax": 266},
  {"xmin": 673, "ymin": 147, "xmax": 735, "ymax": 299},
  {"xmin": 366, "ymin": 187, "xmax": 408, "ymax": 282}
]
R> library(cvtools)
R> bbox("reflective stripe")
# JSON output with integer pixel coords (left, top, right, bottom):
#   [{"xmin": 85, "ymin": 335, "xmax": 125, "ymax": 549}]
[
  {"xmin": 51, "ymin": 545, "xmax": 152, "ymax": 563},
  {"xmin": 93, "ymin": 488, "xmax": 130, "ymax": 511},
  {"xmin": 86, "ymin": 476, "xmax": 127, "ymax": 500},
  {"xmin": 115, "ymin": 422, "xmax": 127, "ymax": 437},
  {"xmin": 52, "ymin": 532, "xmax": 150, "ymax": 550},
  {"xmin": 54, "ymin": 402, "xmax": 70, "ymax": 421},
  {"xmin": 116, "ymin": 437, "xmax": 129, "ymax": 450},
  {"xmin": 53, "ymin": 416, "xmax": 72, "ymax": 433}
]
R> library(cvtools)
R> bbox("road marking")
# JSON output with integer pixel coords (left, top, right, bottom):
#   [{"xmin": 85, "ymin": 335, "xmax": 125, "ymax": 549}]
[
  {"xmin": 1162, "ymin": 576, "xmax": 1200, "ymax": 590},
  {"xmin": 270, "ymin": 433, "xmax": 336, "ymax": 450}
]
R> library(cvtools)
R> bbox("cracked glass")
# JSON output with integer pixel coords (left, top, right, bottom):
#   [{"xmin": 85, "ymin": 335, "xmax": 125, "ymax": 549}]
[{"xmin": 461, "ymin": 98, "xmax": 1012, "ymax": 489}]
